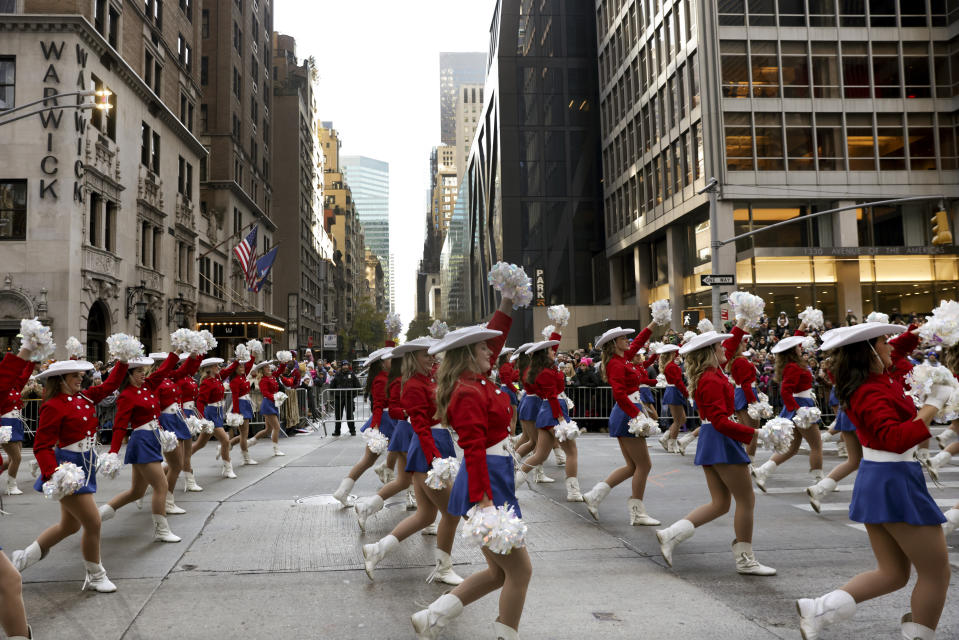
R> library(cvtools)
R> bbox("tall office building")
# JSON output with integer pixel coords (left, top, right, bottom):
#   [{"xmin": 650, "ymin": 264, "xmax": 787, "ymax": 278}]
[
  {"xmin": 341, "ymin": 155, "xmax": 390, "ymax": 305},
  {"xmin": 439, "ymin": 52, "xmax": 486, "ymax": 146},
  {"xmin": 455, "ymin": 83, "xmax": 484, "ymax": 180},
  {"xmin": 597, "ymin": 1, "xmax": 958, "ymax": 325}
]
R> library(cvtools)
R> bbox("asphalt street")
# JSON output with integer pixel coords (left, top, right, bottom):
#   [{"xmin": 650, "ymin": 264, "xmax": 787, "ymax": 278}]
[{"xmin": 2, "ymin": 428, "xmax": 958, "ymax": 639}]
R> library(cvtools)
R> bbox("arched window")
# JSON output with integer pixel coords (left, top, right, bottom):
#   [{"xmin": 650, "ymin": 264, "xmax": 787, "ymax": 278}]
[{"xmin": 86, "ymin": 301, "xmax": 110, "ymax": 362}]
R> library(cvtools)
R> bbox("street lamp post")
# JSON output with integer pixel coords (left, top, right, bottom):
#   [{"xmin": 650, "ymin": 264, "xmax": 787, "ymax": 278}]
[{"xmin": 0, "ymin": 85, "xmax": 112, "ymax": 127}]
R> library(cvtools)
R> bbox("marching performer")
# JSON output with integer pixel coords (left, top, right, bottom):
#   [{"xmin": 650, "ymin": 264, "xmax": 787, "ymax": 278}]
[
  {"xmin": 149, "ymin": 352, "xmax": 200, "ymax": 514},
  {"xmin": 728, "ymin": 339, "xmax": 760, "ymax": 458},
  {"xmin": 0, "ymin": 355, "xmax": 34, "ymax": 495},
  {"xmin": 634, "ymin": 348, "xmax": 659, "ymax": 421},
  {"xmin": 192, "ymin": 357, "xmax": 240, "ymax": 479},
  {"xmin": 656, "ymin": 331, "xmax": 775, "ymax": 576},
  {"xmin": 249, "ymin": 360, "xmax": 296, "ymax": 456},
  {"xmin": 923, "ymin": 339, "xmax": 959, "ymax": 480},
  {"xmin": 797, "ymin": 323, "xmax": 950, "ymax": 640},
  {"xmin": 750, "ymin": 325, "xmax": 823, "ymax": 491},
  {"xmin": 361, "ymin": 337, "xmax": 463, "ymax": 586},
  {"xmin": 12, "ymin": 352, "xmax": 129, "ymax": 592},
  {"xmin": 497, "ymin": 348, "xmax": 519, "ymax": 433},
  {"xmin": 658, "ymin": 343, "xmax": 687, "ymax": 453},
  {"xmin": 332, "ymin": 348, "xmax": 395, "ymax": 507},
  {"xmin": 0, "ymin": 550, "xmax": 29, "ymax": 639},
  {"xmin": 582, "ymin": 322, "xmax": 660, "ymax": 525},
  {"xmin": 227, "ymin": 354, "xmax": 259, "ymax": 464},
  {"xmin": 508, "ymin": 343, "xmax": 533, "ymax": 450},
  {"xmin": 805, "ymin": 378, "xmax": 860, "ymax": 513},
  {"xmin": 411, "ymin": 295, "xmax": 530, "ymax": 640},
  {"xmin": 99, "ymin": 353, "xmax": 182, "ymax": 543},
  {"xmin": 178, "ymin": 358, "xmax": 203, "ymax": 492}
]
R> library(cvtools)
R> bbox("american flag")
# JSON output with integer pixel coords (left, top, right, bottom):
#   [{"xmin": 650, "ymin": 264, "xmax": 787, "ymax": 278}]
[{"xmin": 233, "ymin": 225, "xmax": 258, "ymax": 288}]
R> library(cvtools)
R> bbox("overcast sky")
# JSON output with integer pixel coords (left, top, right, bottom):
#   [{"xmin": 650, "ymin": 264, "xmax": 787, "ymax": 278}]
[{"xmin": 274, "ymin": 0, "xmax": 497, "ymax": 334}]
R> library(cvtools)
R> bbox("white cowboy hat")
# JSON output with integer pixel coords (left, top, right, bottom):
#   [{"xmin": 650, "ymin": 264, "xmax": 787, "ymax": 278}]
[
  {"xmin": 148, "ymin": 352, "xmax": 182, "ymax": 361},
  {"xmin": 200, "ymin": 357, "xmax": 225, "ymax": 369},
  {"xmin": 509, "ymin": 342, "xmax": 535, "ymax": 362},
  {"xmin": 679, "ymin": 331, "xmax": 734, "ymax": 355},
  {"xmin": 364, "ymin": 347, "xmax": 394, "ymax": 366},
  {"xmin": 820, "ymin": 323, "xmax": 906, "ymax": 351},
  {"xmin": 127, "ymin": 356, "xmax": 155, "ymax": 369},
  {"xmin": 501, "ymin": 347, "xmax": 516, "ymax": 354},
  {"xmin": 35, "ymin": 360, "xmax": 94, "ymax": 380},
  {"xmin": 428, "ymin": 325, "xmax": 502, "ymax": 355},
  {"xmin": 655, "ymin": 344, "xmax": 680, "ymax": 354},
  {"xmin": 391, "ymin": 337, "xmax": 438, "ymax": 356},
  {"xmin": 525, "ymin": 340, "xmax": 560, "ymax": 354},
  {"xmin": 595, "ymin": 327, "xmax": 635, "ymax": 349},
  {"xmin": 252, "ymin": 360, "xmax": 275, "ymax": 372},
  {"xmin": 771, "ymin": 336, "xmax": 807, "ymax": 354}
]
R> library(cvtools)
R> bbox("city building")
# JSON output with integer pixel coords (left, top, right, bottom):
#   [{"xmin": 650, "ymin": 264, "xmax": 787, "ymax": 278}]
[
  {"xmin": 0, "ymin": 2, "xmax": 209, "ymax": 359},
  {"xmin": 365, "ymin": 247, "xmax": 386, "ymax": 313},
  {"xmin": 341, "ymin": 154, "xmax": 390, "ymax": 307},
  {"xmin": 439, "ymin": 51, "xmax": 486, "ymax": 146},
  {"xmin": 271, "ymin": 32, "xmax": 333, "ymax": 353},
  {"xmin": 598, "ymin": 0, "xmax": 959, "ymax": 326},
  {"xmin": 431, "ymin": 144, "xmax": 458, "ymax": 235},
  {"xmin": 455, "ymin": 83, "xmax": 484, "ymax": 180},
  {"xmin": 448, "ymin": 0, "xmax": 611, "ymax": 345},
  {"xmin": 197, "ymin": 0, "xmax": 285, "ymax": 352}
]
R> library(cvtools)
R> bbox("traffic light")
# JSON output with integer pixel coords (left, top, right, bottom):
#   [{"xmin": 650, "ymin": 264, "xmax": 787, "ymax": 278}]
[{"xmin": 932, "ymin": 210, "xmax": 952, "ymax": 246}]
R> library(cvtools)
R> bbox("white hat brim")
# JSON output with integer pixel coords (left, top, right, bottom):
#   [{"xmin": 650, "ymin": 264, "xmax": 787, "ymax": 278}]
[
  {"xmin": 820, "ymin": 323, "xmax": 905, "ymax": 351},
  {"xmin": 526, "ymin": 340, "xmax": 560, "ymax": 354},
  {"xmin": 771, "ymin": 336, "xmax": 807, "ymax": 354},
  {"xmin": 595, "ymin": 327, "xmax": 635, "ymax": 350},
  {"xmin": 655, "ymin": 344, "xmax": 680, "ymax": 354},
  {"xmin": 679, "ymin": 332, "xmax": 734, "ymax": 355},
  {"xmin": 391, "ymin": 337, "xmax": 438, "ymax": 356},
  {"xmin": 428, "ymin": 328, "xmax": 503, "ymax": 355},
  {"xmin": 365, "ymin": 347, "xmax": 394, "ymax": 366},
  {"xmin": 127, "ymin": 356, "xmax": 156, "ymax": 369},
  {"xmin": 200, "ymin": 357, "xmax": 225, "ymax": 368},
  {"xmin": 253, "ymin": 360, "xmax": 275, "ymax": 372},
  {"xmin": 35, "ymin": 360, "xmax": 94, "ymax": 380}
]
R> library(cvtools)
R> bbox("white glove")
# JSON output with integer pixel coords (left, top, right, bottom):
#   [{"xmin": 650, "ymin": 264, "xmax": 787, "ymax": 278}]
[{"xmin": 924, "ymin": 384, "xmax": 954, "ymax": 411}]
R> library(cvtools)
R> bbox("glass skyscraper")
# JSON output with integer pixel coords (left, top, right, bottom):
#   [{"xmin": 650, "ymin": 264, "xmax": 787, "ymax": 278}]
[{"xmin": 342, "ymin": 156, "xmax": 391, "ymax": 305}]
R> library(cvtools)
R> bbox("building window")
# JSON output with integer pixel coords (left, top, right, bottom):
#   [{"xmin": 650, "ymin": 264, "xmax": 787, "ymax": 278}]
[
  {"xmin": 90, "ymin": 74, "xmax": 117, "ymax": 140},
  {"xmin": 233, "ymin": 66, "xmax": 241, "ymax": 99},
  {"xmin": 201, "ymin": 9, "xmax": 209, "ymax": 38},
  {"xmin": 179, "ymin": 0, "xmax": 192, "ymax": 21},
  {"xmin": 179, "ymin": 92, "xmax": 194, "ymax": 131},
  {"xmin": 233, "ymin": 207, "xmax": 242, "ymax": 235},
  {"xmin": 725, "ymin": 112, "xmax": 753, "ymax": 171},
  {"xmin": 233, "ymin": 21, "xmax": 242, "ymax": 53},
  {"xmin": 846, "ymin": 113, "xmax": 875, "ymax": 170},
  {"xmin": 144, "ymin": 49, "xmax": 161, "ymax": 94},
  {"xmin": 200, "ymin": 103, "xmax": 208, "ymax": 131},
  {"xmin": 0, "ymin": 180, "xmax": 27, "ymax": 241},
  {"xmin": 151, "ymin": 131, "xmax": 160, "ymax": 173},
  {"xmin": 199, "ymin": 256, "xmax": 211, "ymax": 294},
  {"xmin": 145, "ymin": 0, "xmax": 162, "ymax": 28},
  {"xmin": 200, "ymin": 56, "xmax": 208, "ymax": 85},
  {"xmin": 786, "ymin": 113, "xmax": 814, "ymax": 170},
  {"xmin": 213, "ymin": 262, "xmax": 224, "ymax": 299},
  {"xmin": 177, "ymin": 156, "xmax": 193, "ymax": 200},
  {"xmin": 0, "ymin": 57, "xmax": 13, "ymax": 110},
  {"xmin": 177, "ymin": 34, "xmax": 192, "ymax": 72},
  {"xmin": 815, "ymin": 113, "xmax": 844, "ymax": 171}
]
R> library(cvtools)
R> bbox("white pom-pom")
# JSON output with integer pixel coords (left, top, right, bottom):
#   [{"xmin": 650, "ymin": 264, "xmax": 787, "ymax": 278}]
[
  {"xmin": 758, "ymin": 417, "xmax": 796, "ymax": 454},
  {"xmin": 225, "ymin": 412, "xmax": 244, "ymax": 427},
  {"xmin": 727, "ymin": 291, "xmax": 766, "ymax": 328},
  {"xmin": 157, "ymin": 428, "xmax": 178, "ymax": 452},
  {"xmin": 628, "ymin": 414, "xmax": 661, "ymax": 437},
  {"xmin": 747, "ymin": 392, "xmax": 774, "ymax": 420},
  {"xmin": 918, "ymin": 300, "xmax": 959, "ymax": 347},
  {"xmin": 29, "ymin": 459, "xmax": 40, "ymax": 478},
  {"xmin": 363, "ymin": 429, "xmax": 389, "ymax": 454},
  {"xmin": 170, "ymin": 328, "xmax": 195, "ymax": 353},
  {"xmin": 198, "ymin": 329, "xmax": 217, "ymax": 352},
  {"xmin": 274, "ymin": 391, "xmax": 289, "ymax": 407},
  {"xmin": 697, "ymin": 318, "xmax": 714, "ymax": 333},
  {"xmin": 65, "ymin": 336, "xmax": 84, "ymax": 359},
  {"xmin": 234, "ymin": 344, "xmax": 250, "ymax": 362},
  {"xmin": 187, "ymin": 331, "xmax": 210, "ymax": 355},
  {"xmin": 106, "ymin": 333, "xmax": 144, "ymax": 362},
  {"xmin": 425, "ymin": 456, "xmax": 461, "ymax": 490},
  {"xmin": 655, "ymin": 373, "xmax": 667, "ymax": 388},
  {"xmin": 19, "ymin": 317, "xmax": 56, "ymax": 362},
  {"xmin": 276, "ymin": 350, "xmax": 292, "ymax": 363},
  {"xmin": 682, "ymin": 330, "xmax": 697, "ymax": 344},
  {"xmin": 650, "ymin": 299, "xmax": 672, "ymax": 326},
  {"xmin": 96, "ymin": 452, "xmax": 123, "ymax": 479},
  {"xmin": 487, "ymin": 262, "xmax": 534, "ymax": 309},
  {"xmin": 0, "ymin": 424, "xmax": 11, "ymax": 444},
  {"xmin": 905, "ymin": 363, "xmax": 959, "ymax": 421},
  {"xmin": 563, "ymin": 395, "xmax": 575, "ymax": 411},
  {"xmin": 800, "ymin": 336, "xmax": 818, "ymax": 353},
  {"xmin": 201, "ymin": 419, "xmax": 215, "ymax": 435},
  {"xmin": 793, "ymin": 406, "xmax": 822, "ymax": 430},
  {"xmin": 41, "ymin": 462, "xmax": 85, "ymax": 500},
  {"xmin": 463, "ymin": 505, "xmax": 527, "ymax": 555},
  {"xmin": 429, "ymin": 320, "xmax": 449, "ymax": 339},
  {"xmin": 185, "ymin": 415, "xmax": 204, "ymax": 436},
  {"xmin": 547, "ymin": 304, "xmax": 570, "ymax": 327},
  {"xmin": 799, "ymin": 307, "xmax": 825, "ymax": 331},
  {"xmin": 553, "ymin": 420, "xmax": 580, "ymax": 442},
  {"xmin": 541, "ymin": 325, "xmax": 556, "ymax": 340},
  {"xmin": 246, "ymin": 339, "xmax": 264, "ymax": 356},
  {"xmin": 649, "ymin": 341, "xmax": 664, "ymax": 355},
  {"xmin": 384, "ymin": 312, "xmax": 403, "ymax": 338},
  {"xmin": 866, "ymin": 311, "xmax": 890, "ymax": 324}
]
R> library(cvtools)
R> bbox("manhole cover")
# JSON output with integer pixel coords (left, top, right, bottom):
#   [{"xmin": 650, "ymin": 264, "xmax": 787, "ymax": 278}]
[{"xmin": 294, "ymin": 494, "xmax": 348, "ymax": 506}]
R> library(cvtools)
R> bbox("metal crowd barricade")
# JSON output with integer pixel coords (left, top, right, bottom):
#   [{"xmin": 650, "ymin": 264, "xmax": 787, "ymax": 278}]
[{"xmin": 319, "ymin": 387, "xmax": 370, "ymax": 436}]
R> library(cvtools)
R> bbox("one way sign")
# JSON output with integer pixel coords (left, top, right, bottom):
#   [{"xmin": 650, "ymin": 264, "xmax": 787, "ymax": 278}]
[{"xmin": 701, "ymin": 274, "xmax": 735, "ymax": 286}]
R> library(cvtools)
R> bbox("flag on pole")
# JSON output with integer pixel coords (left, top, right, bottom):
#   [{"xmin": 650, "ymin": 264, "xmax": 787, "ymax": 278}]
[
  {"xmin": 251, "ymin": 246, "xmax": 279, "ymax": 292},
  {"xmin": 233, "ymin": 225, "xmax": 258, "ymax": 289}
]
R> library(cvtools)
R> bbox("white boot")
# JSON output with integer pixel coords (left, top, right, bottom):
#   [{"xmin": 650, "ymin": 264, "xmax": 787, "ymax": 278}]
[
  {"xmin": 81, "ymin": 560, "xmax": 117, "ymax": 593},
  {"xmin": 901, "ymin": 612, "xmax": 936, "ymax": 639},
  {"xmin": 373, "ymin": 461, "xmax": 390, "ymax": 484},
  {"xmin": 426, "ymin": 548, "xmax": 463, "ymax": 585},
  {"xmin": 583, "ymin": 481, "xmax": 611, "ymax": 521},
  {"xmin": 354, "ymin": 494, "xmax": 385, "ymax": 531},
  {"xmin": 655, "ymin": 519, "xmax": 694, "ymax": 567},
  {"xmin": 942, "ymin": 508, "xmax": 959, "ymax": 535},
  {"xmin": 152, "ymin": 514, "xmax": 181, "ymax": 543},
  {"xmin": 935, "ymin": 428, "xmax": 958, "ymax": 449},
  {"xmin": 732, "ymin": 540, "xmax": 776, "ymax": 575},
  {"xmin": 406, "ymin": 486, "xmax": 417, "ymax": 510},
  {"xmin": 676, "ymin": 433, "xmax": 696, "ymax": 456},
  {"xmin": 273, "ymin": 443, "xmax": 285, "ymax": 457},
  {"xmin": 534, "ymin": 465, "xmax": 555, "ymax": 483},
  {"xmin": 493, "ymin": 621, "xmax": 519, "ymax": 640},
  {"xmin": 333, "ymin": 478, "xmax": 356, "ymax": 507},
  {"xmin": 421, "ymin": 522, "xmax": 438, "ymax": 536},
  {"xmin": 362, "ymin": 534, "xmax": 398, "ymax": 580},
  {"xmin": 7, "ymin": 625, "xmax": 31, "ymax": 640},
  {"xmin": 565, "ymin": 477, "xmax": 584, "ymax": 502},
  {"xmin": 98, "ymin": 504, "xmax": 116, "ymax": 522},
  {"xmin": 411, "ymin": 593, "xmax": 464, "ymax": 639},
  {"xmin": 628, "ymin": 498, "xmax": 660, "ymax": 526},
  {"xmin": 836, "ymin": 439, "xmax": 847, "ymax": 458},
  {"xmin": 221, "ymin": 461, "xmax": 237, "ymax": 479},
  {"xmin": 923, "ymin": 451, "xmax": 951, "ymax": 483},
  {"xmin": 806, "ymin": 477, "xmax": 837, "ymax": 514},
  {"xmin": 809, "ymin": 468, "xmax": 824, "ymax": 483},
  {"xmin": 796, "ymin": 589, "xmax": 856, "ymax": 640},
  {"xmin": 514, "ymin": 468, "xmax": 530, "ymax": 489},
  {"xmin": 165, "ymin": 494, "xmax": 186, "ymax": 515},
  {"xmin": 4, "ymin": 470, "xmax": 22, "ymax": 495},
  {"xmin": 658, "ymin": 433, "xmax": 670, "ymax": 452},
  {"xmin": 184, "ymin": 472, "xmax": 203, "ymax": 492},
  {"xmin": 11, "ymin": 541, "xmax": 43, "ymax": 572},
  {"xmin": 751, "ymin": 460, "xmax": 777, "ymax": 493},
  {"xmin": 242, "ymin": 450, "xmax": 258, "ymax": 465},
  {"xmin": 553, "ymin": 447, "xmax": 566, "ymax": 466}
]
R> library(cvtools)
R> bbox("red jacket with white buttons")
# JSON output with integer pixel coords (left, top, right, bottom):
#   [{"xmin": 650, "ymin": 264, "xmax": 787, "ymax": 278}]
[
  {"xmin": 195, "ymin": 360, "xmax": 239, "ymax": 417},
  {"xmin": 109, "ymin": 353, "xmax": 179, "ymax": 453},
  {"xmin": 0, "ymin": 355, "xmax": 34, "ymax": 414},
  {"xmin": 156, "ymin": 355, "xmax": 201, "ymax": 410}
]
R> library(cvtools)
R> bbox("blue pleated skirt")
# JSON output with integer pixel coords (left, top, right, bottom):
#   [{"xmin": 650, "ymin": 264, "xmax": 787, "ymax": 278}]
[
  {"xmin": 518, "ymin": 395, "xmax": 541, "ymax": 421},
  {"xmin": 639, "ymin": 387, "xmax": 655, "ymax": 404},
  {"xmin": 2, "ymin": 416, "xmax": 24, "ymax": 442},
  {"xmin": 501, "ymin": 385, "xmax": 519, "ymax": 406},
  {"xmin": 849, "ymin": 460, "xmax": 946, "ymax": 525},
  {"xmin": 534, "ymin": 399, "xmax": 569, "ymax": 429},
  {"xmin": 182, "ymin": 408, "xmax": 195, "ymax": 419},
  {"xmin": 360, "ymin": 413, "xmax": 396, "ymax": 439},
  {"xmin": 694, "ymin": 423, "xmax": 751, "ymax": 466},
  {"xmin": 447, "ymin": 454, "xmax": 520, "ymax": 518},
  {"xmin": 261, "ymin": 397, "xmax": 279, "ymax": 416},
  {"xmin": 733, "ymin": 387, "xmax": 758, "ymax": 412},
  {"xmin": 828, "ymin": 390, "xmax": 856, "ymax": 431},
  {"xmin": 33, "ymin": 448, "xmax": 98, "ymax": 495},
  {"xmin": 662, "ymin": 387, "xmax": 687, "ymax": 407},
  {"xmin": 608, "ymin": 402, "xmax": 642, "ymax": 438},
  {"xmin": 159, "ymin": 411, "xmax": 191, "ymax": 441},
  {"xmin": 406, "ymin": 428, "xmax": 456, "ymax": 473},
  {"xmin": 238, "ymin": 398, "xmax": 254, "ymax": 420},
  {"xmin": 388, "ymin": 419, "xmax": 414, "ymax": 453},
  {"xmin": 203, "ymin": 405, "xmax": 224, "ymax": 428},
  {"xmin": 779, "ymin": 395, "xmax": 816, "ymax": 421},
  {"xmin": 124, "ymin": 428, "xmax": 163, "ymax": 465}
]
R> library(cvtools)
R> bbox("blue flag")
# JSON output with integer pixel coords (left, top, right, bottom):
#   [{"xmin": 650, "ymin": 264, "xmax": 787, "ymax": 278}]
[{"xmin": 251, "ymin": 246, "xmax": 279, "ymax": 292}]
